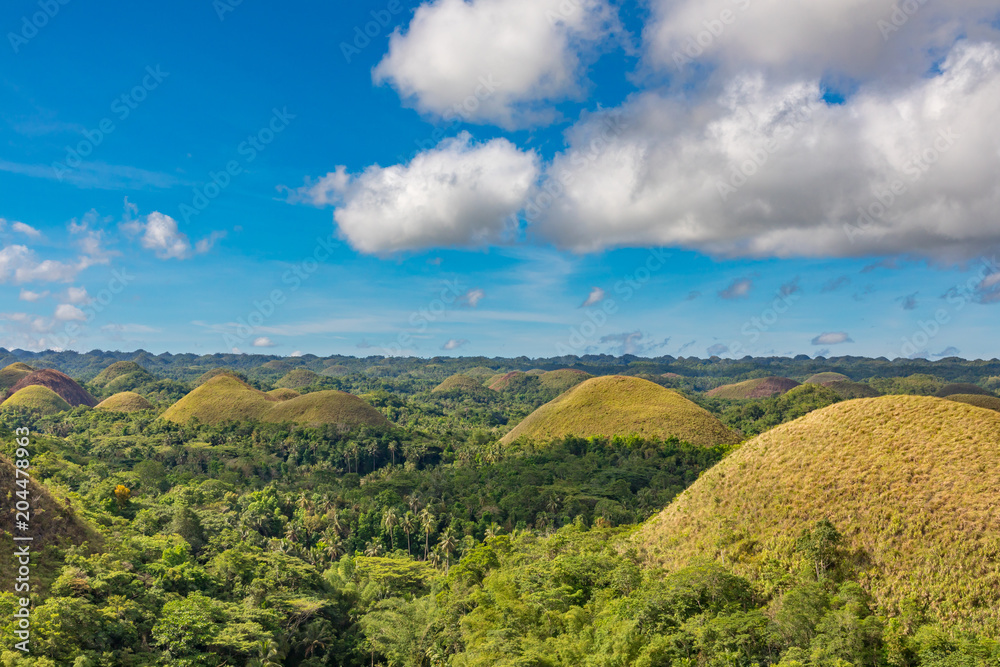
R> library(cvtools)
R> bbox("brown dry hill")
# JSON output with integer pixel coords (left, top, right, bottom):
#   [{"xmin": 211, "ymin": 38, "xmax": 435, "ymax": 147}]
[
  {"xmin": 5, "ymin": 369, "xmax": 97, "ymax": 407},
  {"xmin": 96, "ymin": 392, "xmax": 155, "ymax": 412},
  {"xmin": 502, "ymin": 375, "xmax": 740, "ymax": 447},
  {"xmin": 488, "ymin": 371, "xmax": 529, "ymax": 391},
  {"xmin": 635, "ymin": 395, "xmax": 1000, "ymax": 635},
  {"xmin": 0, "ymin": 362, "xmax": 34, "ymax": 391},
  {"xmin": 706, "ymin": 376, "xmax": 801, "ymax": 399}
]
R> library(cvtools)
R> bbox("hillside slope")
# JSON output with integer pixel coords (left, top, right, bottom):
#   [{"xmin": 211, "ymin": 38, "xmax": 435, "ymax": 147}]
[
  {"xmin": 635, "ymin": 396, "xmax": 1000, "ymax": 634},
  {"xmin": 707, "ymin": 376, "xmax": 801, "ymax": 399}
]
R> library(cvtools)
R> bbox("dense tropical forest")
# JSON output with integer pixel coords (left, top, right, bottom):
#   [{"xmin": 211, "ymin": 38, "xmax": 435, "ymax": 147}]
[{"xmin": 1, "ymin": 349, "xmax": 999, "ymax": 666}]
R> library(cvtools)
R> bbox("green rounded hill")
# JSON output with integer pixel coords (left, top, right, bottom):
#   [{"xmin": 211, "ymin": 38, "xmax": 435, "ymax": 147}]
[
  {"xmin": 707, "ymin": 376, "xmax": 801, "ymax": 399},
  {"xmin": 824, "ymin": 380, "xmax": 881, "ymax": 399},
  {"xmin": 163, "ymin": 376, "xmax": 273, "ymax": 424},
  {"xmin": 2, "ymin": 385, "xmax": 72, "ymax": 415},
  {"xmin": 264, "ymin": 390, "xmax": 391, "ymax": 428},
  {"xmin": 163, "ymin": 375, "xmax": 388, "ymax": 428},
  {"xmin": 196, "ymin": 368, "xmax": 248, "ymax": 387},
  {"xmin": 501, "ymin": 375, "xmax": 740, "ymax": 447},
  {"xmin": 945, "ymin": 394, "xmax": 1000, "ymax": 413},
  {"xmin": 274, "ymin": 368, "xmax": 322, "ymax": 389},
  {"xmin": 936, "ymin": 382, "xmax": 993, "ymax": 398},
  {"xmin": 5, "ymin": 369, "xmax": 97, "ymax": 407},
  {"xmin": 488, "ymin": 371, "xmax": 539, "ymax": 392},
  {"xmin": 266, "ymin": 388, "xmax": 301, "ymax": 401},
  {"xmin": 538, "ymin": 369, "xmax": 593, "ymax": 393},
  {"xmin": 804, "ymin": 372, "xmax": 851, "ymax": 384},
  {"xmin": 635, "ymin": 395, "xmax": 1000, "ymax": 634},
  {"xmin": 95, "ymin": 392, "xmax": 155, "ymax": 412},
  {"xmin": 432, "ymin": 374, "xmax": 489, "ymax": 394},
  {"xmin": 92, "ymin": 361, "xmax": 155, "ymax": 388},
  {"xmin": 0, "ymin": 362, "xmax": 34, "ymax": 391}
]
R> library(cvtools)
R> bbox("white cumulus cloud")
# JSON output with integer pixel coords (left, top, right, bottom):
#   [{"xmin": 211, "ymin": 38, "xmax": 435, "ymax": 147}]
[
  {"xmin": 54, "ymin": 304, "xmax": 86, "ymax": 321},
  {"xmin": 307, "ymin": 133, "xmax": 539, "ymax": 254},
  {"xmin": 534, "ymin": 42, "xmax": 1000, "ymax": 261},
  {"xmin": 812, "ymin": 332, "xmax": 853, "ymax": 345},
  {"xmin": 374, "ymin": 0, "xmax": 621, "ymax": 128},
  {"xmin": 252, "ymin": 337, "xmax": 277, "ymax": 348}
]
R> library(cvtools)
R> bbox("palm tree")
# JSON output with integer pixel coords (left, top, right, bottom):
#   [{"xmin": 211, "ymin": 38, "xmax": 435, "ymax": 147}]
[
  {"xmin": 388, "ymin": 440, "xmax": 398, "ymax": 465},
  {"xmin": 438, "ymin": 527, "xmax": 458, "ymax": 571},
  {"xmin": 485, "ymin": 522, "xmax": 502, "ymax": 540},
  {"xmin": 248, "ymin": 638, "xmax": 282, "ymax": 667},
  {"xmin": 419, "ymin": 508, "xmax": 436, "ymax": 560},
  {"xmin": 364, "ymin": 540, "xmax": 384, "ymax": 557},
  {"xmin": 401, "ymin": 511, "xmax": 416, "ymax": 556},
  {"xmin": 382, "ymin": 508, "xmax": 399, "ymax": 551}
]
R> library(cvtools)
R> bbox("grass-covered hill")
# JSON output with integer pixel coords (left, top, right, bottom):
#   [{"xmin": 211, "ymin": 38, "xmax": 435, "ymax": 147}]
[
  {"xmin": 488, "ymin": 371, "xmax": 538, "ymax": 392},
  {"xmin": 95, "ymin": 391, "xmax": 155, "ymax": 412},
  {"xmin": 804, "ymin": 371, "xmax": 851, "ymax": 384},
  {"xmin": 502, "ymin": 375, "xmax": 740, "ymax": 447},
  {"xmin": 706, "ymin": 376, "xmax": 801, "ymax": 399},
  {"xmin": 946, "ymin": 393, "xmax": 1000, "ymax": 412},
  {"xmin": 266, "ymin": 387, "xmax": 300, "ymax": 401},
  {"xmin": 162, "ymin": 375, "xmax": 271, "ymax": 424},
  {"xmin": 538, "ymin": 368, "xmax": 592, "ymax": 393},
  {"xmin": 274, "ymin": 368, "xmax": 323, "ymax": 389},
  {"xmin": 635, "ymin": 395, "xmax": 1000, "ymax": 634},
  {"xmin": 0, "ymin": 361, "xmax": 34, "ymax": 391},
  {"xmin": 936, "ymin": 382, "xmax": 994, "ymax": 397},
  {"xmin": 195, "ymin": 367, "xmax": 248, "ymax": 387},
  {"xmin": 432, "ymin": 374, "xmax": 490, "ymax": 395},
  {"xmin": 162, "ymin": 375, "xmax": 389, "ymax": 428},
  {"xmin": 1, "ymin": 385, "xmax": 72, "ymax": 415},
  {"xmin": 265, "ymin": 390, "xmax": 391, "ymax": 428},
  {"xmin": 5, "ymin": 369, "xmax": 97, "ymax": 407},
  {"xmin": 824, "ymin": 379, "xmax": 882, "ymax": 399},
  {"xmin": 91, "ymin": 361, "xmax": 155, "ymax": 391}
]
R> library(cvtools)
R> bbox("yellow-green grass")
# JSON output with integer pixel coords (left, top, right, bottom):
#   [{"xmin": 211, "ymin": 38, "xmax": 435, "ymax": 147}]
[
  {"xmin": 92, "ymin": 361, "xmax": 154, "ymax": 387},
  {"xmin": 432, "ymin": 374, "xmax": 489, "ymax": 394},
  {"xmin": 163, "ymin": 375, "xmax": 388, "ymax": 428},
  {"xmin": 274, "ymin": 368, "xmax": 322, "ymax": 389},
  {"xmin": 263, "ymin": 390, "xmax": 391, "ymax": 428},
  {"xmin": 538, "ymin": 368, "xmax": 593, "ymax": 393},
  {"xmin": 936, "ymin": 382, "xmax": 994, "ymax": 398},
  {"xmin": 5, "ymin": 369, "xmax": 97, "ymax": 407},
  {"xmin": 635, "ymin": 395, "xmax": 1000, "ymax": 635},
  {"xmin": 0, "ymin": 362, "xmax": 34, "ymax": 391},
  {"xmin": 321, "ymin": 364, "xmax": 351, "ymax": 376},
  {"xmin": 95, "ymin": 391, "xmax": 155, "ymax": 412},
  {"xmin": 488, "ymin": 371, "xmax": 532, "ymax": 391},
  {"xmin": 163, "ymin": 376, "xmax": 275, "ymax": 424},
  {"xmin": 266, "ymin": 388, "xmax": 301, "ymax": 401},
  {"xmin": 501, "ymin": 375, "xmax": 740, "ymax": 447},
  {"xmin": 706, "ymin": 376, "xmax": 801, "ymax": 399},
  {"xmin": 804, "ymin": 372, "xmax": 851, "ymax": 384},
  {"xmin": 262, "ymin": 359, "xmax": 297, "ymax": 372},
  {"xmin": 525, "ymin": 368, "xmax": 547, "ymax": 376},
  {"xmin": 946, "ymin": 393, "xmax": 1000, "ymax": 413},
  {"xmin": 824, "ymin": 380, "xmax": 881, "ymax": 399},
  {"xmin": 1, "ymin": 385, "xmax": 72, "ymax": 415}
]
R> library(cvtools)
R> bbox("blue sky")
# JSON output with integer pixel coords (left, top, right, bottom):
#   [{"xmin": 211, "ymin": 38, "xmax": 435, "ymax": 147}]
[{"xmin": 1, "ymin": 0, "xmax": 998, "ymax": 359}]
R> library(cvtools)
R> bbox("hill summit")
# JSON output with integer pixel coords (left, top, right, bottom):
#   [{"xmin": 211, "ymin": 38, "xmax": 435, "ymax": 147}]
[{"xmin": 501, "ymin": 375, "xmax": 739, "ymax": 447}]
